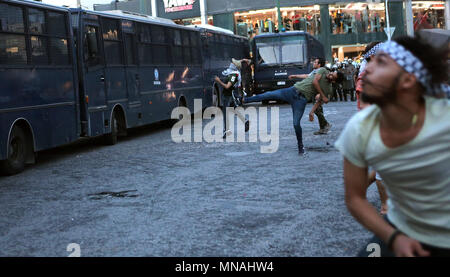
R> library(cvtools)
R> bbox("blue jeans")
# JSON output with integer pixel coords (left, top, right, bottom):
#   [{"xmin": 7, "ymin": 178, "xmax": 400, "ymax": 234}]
[{"xmin": 245, "ymin": 86, "xmax": 307, "ymax": 149}]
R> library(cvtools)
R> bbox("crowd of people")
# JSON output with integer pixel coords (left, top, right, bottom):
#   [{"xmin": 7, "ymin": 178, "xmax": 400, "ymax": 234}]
[
  {"xmin": 330, "ymin": 7, "xmax": 385, "ymax": 35},
  {"xmin": 214, "ymin": 33, "xmax": 449, "ymax": 257}
]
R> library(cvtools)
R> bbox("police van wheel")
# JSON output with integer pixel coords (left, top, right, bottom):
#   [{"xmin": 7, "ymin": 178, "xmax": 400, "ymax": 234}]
[
  {"xmin": 104, "ymin": 112, "xmax": 118, "ymax": 145},
  {"xmin": 0, "ymin": 126, "xmax": 27, "ymax": 175}
]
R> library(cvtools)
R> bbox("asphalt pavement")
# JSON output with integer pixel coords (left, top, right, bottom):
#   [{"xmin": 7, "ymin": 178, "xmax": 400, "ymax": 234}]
[{"xmin": 0, "ymin": 100, "xmax": 383, "ymax": 257}]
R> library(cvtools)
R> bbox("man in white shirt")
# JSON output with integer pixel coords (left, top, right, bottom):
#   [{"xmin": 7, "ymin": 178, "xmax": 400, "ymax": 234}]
[{"xmin": 335, "ymin": 35, "xmax": 450, "ymax": 257}]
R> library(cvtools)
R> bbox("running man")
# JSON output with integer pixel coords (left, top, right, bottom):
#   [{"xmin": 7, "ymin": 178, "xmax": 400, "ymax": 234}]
[{"xmin": 214, "ymin": 60, "xmax": 249, "ymax": 138}]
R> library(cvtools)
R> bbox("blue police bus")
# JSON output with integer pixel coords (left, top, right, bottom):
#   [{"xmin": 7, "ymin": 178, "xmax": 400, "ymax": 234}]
[
  {"xmin": 0, "ymin": 0, "xmax": 249, "ymax": 175},
  {"xmin": 251, "ymin": 31, "xmax": 324, "ymax": 98},
  {"xmin": 0, "ymin": 0, "xmax": 79, "ymax": 175}
]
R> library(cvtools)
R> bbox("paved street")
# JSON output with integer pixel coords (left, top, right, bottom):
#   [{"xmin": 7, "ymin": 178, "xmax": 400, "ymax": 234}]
[{"xmin": 0, "ymin": 100, "xmax": 383, "ymax": 257}]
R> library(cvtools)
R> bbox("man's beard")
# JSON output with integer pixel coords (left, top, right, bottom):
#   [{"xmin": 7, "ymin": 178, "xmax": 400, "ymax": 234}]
[{"xmin": 361, "ymin": 74, "xmax": 401, "ymax": 106}]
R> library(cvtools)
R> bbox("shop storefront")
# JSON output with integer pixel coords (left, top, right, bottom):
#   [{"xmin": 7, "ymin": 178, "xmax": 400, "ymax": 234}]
[
  {"xmin": 412, "ymin": 1, "xmax": 446, "ymax": 30},
  {"xmin": 234, "ymin": 6, "xmax": 321, "ymax": 37},
  {"xmin": 94, "ymin": 0, "xmax": 449, "ymax": 62}
]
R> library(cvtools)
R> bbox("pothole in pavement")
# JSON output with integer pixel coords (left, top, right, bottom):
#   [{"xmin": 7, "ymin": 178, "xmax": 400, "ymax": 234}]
[{"xmin": 88, "ymin": 190, "xmax": 139, "ymax": 200}]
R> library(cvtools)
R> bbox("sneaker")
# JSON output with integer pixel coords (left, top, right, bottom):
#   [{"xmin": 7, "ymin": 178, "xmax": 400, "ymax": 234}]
[
  {"xmin": 234, "ymin": 96, "xmax": 242, "ymax": 107},
  {"xmin": 223, "ymin": 130, "xmax": 232, "ymax": 139},
  {"xmin": 245, "ymin": 120, "xmax": 250, "ymax": 132},
  {"xmin": 298, "ymin": 147, "xmax": 305, "ymax": 155},
  {"xmin": 324, "ymin": 123, "xmax": 332, "ymax": 132},
  {"xmin": 313, "ymin": 129, "xmax": 328, "ymax": 135}
]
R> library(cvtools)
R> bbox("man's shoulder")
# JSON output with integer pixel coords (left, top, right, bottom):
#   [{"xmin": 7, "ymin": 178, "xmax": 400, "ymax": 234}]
[
  {"xmin": 344, "ymin": 105, "xmax": 380, "ymax": 132},
  {"xmin": 317, "ymin": 67, "xmax": 329, "ymax": 75}
]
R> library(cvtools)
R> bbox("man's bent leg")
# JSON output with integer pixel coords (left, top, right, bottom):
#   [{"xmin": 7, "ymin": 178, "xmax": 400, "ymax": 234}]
[
  {"xmin": 314, "ymin": 104, "xmax": 329, "ymax": 130},
  {"xmin": 291, "ymin": 95, "xmax": 307, "ymax": 151},
  {"xmin": 244, "ymin": 87, "xmax": 292, "ymax": 104}
]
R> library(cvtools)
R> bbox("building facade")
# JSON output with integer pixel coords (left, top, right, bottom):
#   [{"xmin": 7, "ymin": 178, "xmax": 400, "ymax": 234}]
[{"xmin": 94, "ymin": 0, "xmax": 450, "ymax": 61}]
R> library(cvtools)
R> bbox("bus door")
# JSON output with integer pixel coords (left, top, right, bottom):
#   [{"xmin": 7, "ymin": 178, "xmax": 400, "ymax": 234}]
[
  {"xmin": 122, "ymin": 20, "xmax": 141, "ymax": 127},
  {"xmin": 82, "ymin": 21, "xmax": 107, "ymax": 137}
]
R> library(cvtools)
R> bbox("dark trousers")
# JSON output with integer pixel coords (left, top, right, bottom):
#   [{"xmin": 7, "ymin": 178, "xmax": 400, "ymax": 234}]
[
  {"xmin": 245, "ymin": 86, "xmax": 307, "ymax": 149},
  {"xmin": 314, "ymin": 103, "xmax": 328, "ymax": 130}
]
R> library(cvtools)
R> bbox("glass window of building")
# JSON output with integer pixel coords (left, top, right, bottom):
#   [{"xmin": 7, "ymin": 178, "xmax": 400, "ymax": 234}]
[
  {"xmin": 412, "ymin": 1, "xmax": 446, "ymax": 31},
  {"xmin": 329, "ymin": 2, "xmax": 386, "ymax": 34},
  {"xmin": 234, "ymin": 6, "xmax": 321, "ymax": 38}
]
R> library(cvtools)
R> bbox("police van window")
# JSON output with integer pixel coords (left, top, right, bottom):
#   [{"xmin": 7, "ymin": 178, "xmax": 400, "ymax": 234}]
[
  {"xmin": 47, "ymin": 12, "xmax": 67, "ymax": 37},
  {"xmin": 102, "ymin": 18, "xmax": 122, "ymax": 65},
  {"xmin": 189, "ymin": 32, "xmax": 198, "ymax": 47},
  {"xmin": 138, "ymin": 23, "xmax": 151, "ymax": 65},
  {"xmin": 173, "ymin": 29, "xmax": 182, "ymax": 46},
  {"xmin": 140, "ymin": 24, "xmax": 151, "ymax": 43},
  {"xmin": 149, "ymin": 25, "xmax": 168, "ymax": 65},
  {"xmin": 50, "ymin": 38, "xmax": 69, "ymax": 65},
  {"xmin": 151, "ymin": 25, "xmax": 165, "ymax": 44},
  {"xmin": 28, "ymin": 8, "xmax": 45, "ymax": 34},
  {"xmin": 182, "ymin": 31, "xmax": 191, "ymax": 64},
  {"xmin": 182, "ymin": 31, "xmax": 190, "ymax": 46},
  {"xmin": 30, "ymin": 36, "xmax": 49, "ymax": 64},
  {"xmin": 0, "ymin": 34, "xmax": 27, "ymax": 65},
  {"xmin": 189, "ymin": 32, "xmax": 200, "ymax": 64},
  {"xmin": 172, "ymin": 29, "xmax": 183, "ymax": 65},
  {"xmin": 84, "ymin": 25, "xmax": 101, "ymax": 67},
  {"xmin": 0, "ymin": 4, "xmax": 27, "ymax": 65},
  {"xmin": 0, "ymin": 3, "xmax": 25, "ymax": 33},
  {"xmin": 124, "ymin": 33, "xmax": 136, "ymax": 65}
]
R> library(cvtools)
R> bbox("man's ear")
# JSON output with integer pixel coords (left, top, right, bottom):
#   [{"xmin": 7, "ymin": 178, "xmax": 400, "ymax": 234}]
[{"xmin": 399, "ymin": 73, "xmax": 417, "ymax": 90}]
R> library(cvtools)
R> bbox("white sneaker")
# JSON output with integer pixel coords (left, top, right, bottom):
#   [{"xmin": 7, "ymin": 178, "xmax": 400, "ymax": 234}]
[{"xmin": 223, "ymin": 130, "xmax": 232, "ymax": 139}]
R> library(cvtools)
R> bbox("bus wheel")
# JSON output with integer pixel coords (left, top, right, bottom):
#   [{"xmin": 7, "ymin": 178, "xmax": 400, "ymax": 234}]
[
  {"xmin": 104, "ymin": 112, "xmax": 119, "ymax": 145},
  {"xmin": 0, "ymin": 126, "xmax": 27, "ymax": 175}
]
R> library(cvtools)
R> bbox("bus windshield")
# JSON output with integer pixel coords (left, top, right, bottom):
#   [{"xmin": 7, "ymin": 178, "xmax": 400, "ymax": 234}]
[{"xmin": 255, "ymin": 35, "xmax": 306, "ymax": 67}]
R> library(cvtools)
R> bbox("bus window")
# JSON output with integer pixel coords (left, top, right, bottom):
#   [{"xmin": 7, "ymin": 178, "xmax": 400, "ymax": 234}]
[
  {"xmin": 30, "ymin": 36, "xmax": 49, "ymax": 64},
  {"xmin": 28, "ymin": 8, "xmax": 45, "ymax": 34},
  {"xmin": 172, "ymin": 29, "xmax": 183, "ymax": 65},
  {"xmin": 0, "ymin": 34, "xmax": 27, "ymax": 65},
  {"xmin": 0, "ymin": 3, "xmax": 25, "ymax": 33},
  {"xmin": 189, "ymin": 32, "xmax": 198, "ymax": 47},
  {"xmin": 124, "ymin": 33, "xmax": 136, "ymax": 65},
  {"xmin": 102, "ymin": 18, "xmax": 122, "ymax": 65},
  {"xmin": 50, "ymin": 38, "xmax": 69, "ymax": 65},
  {"xmin": 139, "ymin": 24, "xmax": 151, "ymax": 43},
  {"xmin": 47, "ymin": 12, "xmax": 67, "ymax": 37},
  {"xmin": 150, "ymin": 25, "xmax": 168, "ymax": 65},
  {"xmin": 182, "ymin": 31, "xmax": 191, "ymax": 64},
  {"xmin": 84, "ymin": 26, "xmax": 101, "ymax": 67},
  {"xmin": 151, "ymin": 25, "xmax": 165, "ymax": 44},
  {"xmin": 0, "ymin": 4, "xmax": 27, "ymax": 65}
]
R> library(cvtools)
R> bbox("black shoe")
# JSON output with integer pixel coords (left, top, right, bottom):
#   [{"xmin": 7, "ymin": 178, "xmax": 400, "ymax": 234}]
[
  {"xmin": 245, "ymin": 120, "xmax": 250, "ymax": 132},
  {"xmin": 298, "ymin": 147, "xmax": 305, "ymax": 155}
]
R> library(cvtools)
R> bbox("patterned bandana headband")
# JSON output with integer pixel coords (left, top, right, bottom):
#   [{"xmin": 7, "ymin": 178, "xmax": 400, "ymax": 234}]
[
  {"xmin": 379, "ymin": 40, "xmax": 450, "ymax": 97},
  {"xmin": 362, "ymin": 42, "xmax": 383, "ymax": 60}
]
